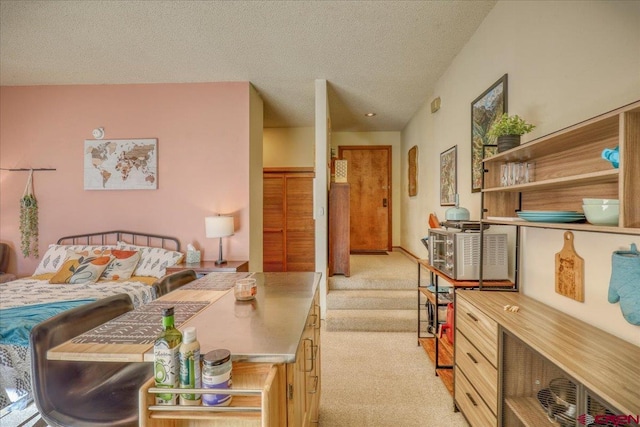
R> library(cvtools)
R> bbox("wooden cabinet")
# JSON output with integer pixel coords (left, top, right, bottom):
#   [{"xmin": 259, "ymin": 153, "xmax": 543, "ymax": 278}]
[
  {"xmin": 263, "ymin": 169, "xmax": 315, "ymax": 272},
  {"xmin": 286, "ymin": 289, "xmax": 321, "ymax": 426},
  {"xmin": 328, "ymin": 183, "xmax": 350, "ymax": 276},
  {"xmin": 481, "ymin": 100, "xmax": 640, "ymax": 235},
  {"xmin": 139, "ymin": 288, "xmax": 321, "ymax": 427},
  {"xmin": 454, "ymin": 296, "xmax": 499, "ymax": 427},
  {"xmin": 455, "ymin": 291, "xmax": 640, "ymax": 427}
]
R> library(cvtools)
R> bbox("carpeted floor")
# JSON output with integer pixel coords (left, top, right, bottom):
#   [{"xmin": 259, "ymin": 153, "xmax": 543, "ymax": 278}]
[{"xmin": 319, "ymin": 324, "xmax": 469, "ymax": 426}]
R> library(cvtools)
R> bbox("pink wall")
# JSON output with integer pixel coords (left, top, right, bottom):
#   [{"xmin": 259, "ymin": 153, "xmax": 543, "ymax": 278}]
[{"xmin": 0, "ymin": 83, "xmax": 251, "ymax": 277}]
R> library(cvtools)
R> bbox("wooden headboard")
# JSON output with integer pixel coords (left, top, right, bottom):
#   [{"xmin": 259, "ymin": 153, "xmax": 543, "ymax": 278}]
[{"xmin": 57, "ymin": 230, "xmax": 181, "ymax": 252}]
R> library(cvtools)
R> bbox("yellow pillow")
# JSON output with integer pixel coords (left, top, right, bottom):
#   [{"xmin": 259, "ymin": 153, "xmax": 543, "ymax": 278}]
[{"xmin": 50, "ymin": 251, "xmax": 114, "ymax": 284}]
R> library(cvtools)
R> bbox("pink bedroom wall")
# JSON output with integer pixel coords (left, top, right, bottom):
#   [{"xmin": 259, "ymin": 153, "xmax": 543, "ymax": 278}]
[{"xmin": 0, "ymin": 82, "xmax": 251, "ymax": 277}]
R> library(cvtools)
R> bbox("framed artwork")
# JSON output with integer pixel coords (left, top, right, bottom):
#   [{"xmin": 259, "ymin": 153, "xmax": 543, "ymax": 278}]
[
  {"xmin": 84, "ymin": 139, "xmax": 158, "ymax": 190},
  {"xmin": 408, "ymin": 145, "xmax": 418, "ymax": 196},
  {"xmin": 471, "ymin": 74, "xmax": 507, "ymax": 192},
  {"xmin": 440, "ymin": 145, "xmax": 457, "ymax": 206}
]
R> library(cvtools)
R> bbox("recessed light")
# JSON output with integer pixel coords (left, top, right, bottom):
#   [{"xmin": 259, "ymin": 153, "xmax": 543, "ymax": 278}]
[{"xmin": 364, "ymin": 112, "xmax": 376, "ymax": 117}]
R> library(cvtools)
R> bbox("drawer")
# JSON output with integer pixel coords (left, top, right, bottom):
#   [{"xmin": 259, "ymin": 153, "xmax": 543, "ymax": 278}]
[
  {"xmin": 455, "ymin": 369, "xmax": 497, "ymax": 427},
  {"xmin": 455, "ymin": 332, "xmax": 498, "ymax": 415},
  {"xmin": 456, "ymin": 296, "xmax": 498, "ymax": 366}
]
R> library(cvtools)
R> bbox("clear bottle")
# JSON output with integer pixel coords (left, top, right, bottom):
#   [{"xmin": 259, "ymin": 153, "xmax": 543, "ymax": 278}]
[
  {"xmin": 202, "ymin": 349, "xmax": 233, "ymax": 406},
  {"xmin": 153, "ymin": 307, "xmax": 182, "ymax": 405},
  {"xmin": 179, "ymin": 326, "xmax": 201, "ymax": 406}
]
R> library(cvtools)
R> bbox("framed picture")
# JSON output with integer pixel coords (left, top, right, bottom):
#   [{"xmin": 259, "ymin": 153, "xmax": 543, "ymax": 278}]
[
  {"xmin": 84, "ymin": 139, "xmax": 158, "ymax": 190},
  {"xmin": 471, "ymin": 74, "xmax": 507, "ymax": 192},
  {"xmin": 440, "ymin": 145, "xmax": 457, "ymax": 206},
  {"xmin": 408, "ymin": 145, "xmax": 418, "ymax": 196}
]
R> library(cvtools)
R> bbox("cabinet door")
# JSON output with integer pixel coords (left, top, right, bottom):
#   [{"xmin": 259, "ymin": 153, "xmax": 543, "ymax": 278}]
[
  {"xmin": 264, "ymin": 174, "xmax": 285, "ymax": 272},
  {"xmin": 264, "ymin": 170, "xmax": 315, "ymax": 272},
  {"xmin": 286, "ymin": 176, "xmax": 315, "ymax": 272}
]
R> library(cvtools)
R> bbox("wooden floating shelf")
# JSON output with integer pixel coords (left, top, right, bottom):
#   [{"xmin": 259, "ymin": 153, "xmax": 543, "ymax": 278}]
[
  {"xmin": 482, "ymin": 169, "xmax": 618, "ymax": 193},
  {"xmin": 482, "ymin": 219, "xmax": 640, "ymax": 236}
]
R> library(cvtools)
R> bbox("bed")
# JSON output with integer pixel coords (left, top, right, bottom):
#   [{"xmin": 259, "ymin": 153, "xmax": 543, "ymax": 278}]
[{"xmin": 0, "ymin": 230, "xmax": 190, "ymax": 414}]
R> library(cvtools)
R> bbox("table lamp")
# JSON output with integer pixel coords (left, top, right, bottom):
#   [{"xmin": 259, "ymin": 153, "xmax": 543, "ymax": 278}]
[{"xmin": 205, "ymin": 215, "xmax": 235, "ymax": 265}]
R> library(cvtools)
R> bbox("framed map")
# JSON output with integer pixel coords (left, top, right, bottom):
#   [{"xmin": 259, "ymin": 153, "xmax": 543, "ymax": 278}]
[{"xmin": 84, "ymin": 139, "xmax": 157, "ymax": 190}]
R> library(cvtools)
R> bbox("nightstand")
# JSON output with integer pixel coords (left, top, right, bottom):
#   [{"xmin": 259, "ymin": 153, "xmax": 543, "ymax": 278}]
[{"xmin": 166, "ymin": 260, "xmax": 249, "ymax": 278}]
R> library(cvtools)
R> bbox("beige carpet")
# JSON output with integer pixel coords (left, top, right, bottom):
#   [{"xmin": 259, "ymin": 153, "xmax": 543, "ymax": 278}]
[
  {"xmin": 327, "ymin": 251, "xmax": 429, "ymax": 332},
  {"xmin": 319, "ymin": 324, "xmax": 468, "ymax": 426}
]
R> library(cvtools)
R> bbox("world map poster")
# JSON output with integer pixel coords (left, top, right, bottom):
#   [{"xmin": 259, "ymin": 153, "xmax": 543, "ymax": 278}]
[{"xmin": 84, "ymin": 139, "xmax": 158, "ymax": 190}]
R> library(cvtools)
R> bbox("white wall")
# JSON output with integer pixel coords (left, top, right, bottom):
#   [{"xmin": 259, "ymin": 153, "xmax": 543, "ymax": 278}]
[
  {"xmin": 332, "ymin": 131, "xmax": 402, "ymax": 247},
  {"xmin": 263, "ymin": 127, "xmax": 315, "ymax": 167},
  {"xmin": 401, "ymin": 0, "xmax": 640, "ymax": 344},
  {"xmin": 249, "ymin": 85, "xmax": 264, "ymax": 271},
  {"xmin": 315, "ymin": 79, "xmax": 330, "ymax": 318}
]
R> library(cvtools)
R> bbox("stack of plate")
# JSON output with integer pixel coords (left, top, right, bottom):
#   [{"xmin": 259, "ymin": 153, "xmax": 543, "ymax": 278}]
[{"xmin": 516, "ymin": 210, "xmax": 586, "ymax": 223}]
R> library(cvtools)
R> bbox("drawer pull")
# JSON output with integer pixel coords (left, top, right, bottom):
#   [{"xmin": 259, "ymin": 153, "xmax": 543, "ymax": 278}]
[
  {"xmin": 466, "ymin": 392, "xmax": 478, "ymax": 407},
  {"xmin": 303, "ymin": 338, "xmax": 314, "ymax": 372},
  {"xmin": 466, "ymin": 352, "xmax": 478, "ymax": 364},
  {"xmin": 308, "ymin": 375, "xmax": 319, "ymax": 394},
  {"xmin": 466, "ymin": 312, "xmax": 479, "ymax": 322}
]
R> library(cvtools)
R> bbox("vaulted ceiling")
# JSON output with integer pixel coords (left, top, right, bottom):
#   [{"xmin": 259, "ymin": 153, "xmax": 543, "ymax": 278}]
[{"xmin": 0, "ymin": 0, "xmax": 496, "ymax": 131}]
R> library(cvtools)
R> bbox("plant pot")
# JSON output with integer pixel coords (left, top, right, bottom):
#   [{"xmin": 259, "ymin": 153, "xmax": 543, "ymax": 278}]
[{"xmin": 497, "ymin": 135, "xmax": 521, "ymax": 153}]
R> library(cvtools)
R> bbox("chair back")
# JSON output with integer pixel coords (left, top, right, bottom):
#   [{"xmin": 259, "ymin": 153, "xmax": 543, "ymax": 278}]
[{"xmin": 30, "ymin": 293, "xmax": 153, "ymax": 427}]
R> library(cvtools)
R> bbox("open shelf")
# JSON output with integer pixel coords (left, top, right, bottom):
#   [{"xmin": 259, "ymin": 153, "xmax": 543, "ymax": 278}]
[
  {"xmin": 419, "ymin": 337, "xmax": 454, "ymax": 396},
  {"xmin": 505, "ymin": 397, "xmax": 559, "ymax": 427},
  {"xmin": 481, "ymin": 100, "xmax": 640, "ymax": 232}
]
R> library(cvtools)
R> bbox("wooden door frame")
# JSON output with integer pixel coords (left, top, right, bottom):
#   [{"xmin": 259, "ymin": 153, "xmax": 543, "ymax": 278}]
[{"xmin": 338, "ymin": 145, "xmax": 392, "ymax": 252}]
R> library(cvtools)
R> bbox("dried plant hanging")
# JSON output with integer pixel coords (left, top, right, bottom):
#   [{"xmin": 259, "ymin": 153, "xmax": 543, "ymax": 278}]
[{"xmin": 20, "ymin": 169, "xmax": 39, "ymax": 258}]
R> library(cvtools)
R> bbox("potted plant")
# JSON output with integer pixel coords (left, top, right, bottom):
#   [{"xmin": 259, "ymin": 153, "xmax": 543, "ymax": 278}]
[{"xmin": 488, "ymin": 113, "xmax": 536, "ymax": 152}]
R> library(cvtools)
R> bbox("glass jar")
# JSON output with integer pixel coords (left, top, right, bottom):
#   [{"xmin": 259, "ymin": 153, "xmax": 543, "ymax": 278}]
[{"xmin": 201, "ymin": 349, "xmax": 232, "ymax": 406}]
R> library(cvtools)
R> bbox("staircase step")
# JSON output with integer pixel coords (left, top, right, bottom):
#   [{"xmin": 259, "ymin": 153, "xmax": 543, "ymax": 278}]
[
  {"xmin": 326, "ymin": 309, "xmax": 417, "ymax": 332},
  {"xmin": 328, "ymin": 276, "xmax": 417, "ymax": 290},
  {"xmin": 327, "ymin": 290, "xmax": 415, "ymax": 310}
]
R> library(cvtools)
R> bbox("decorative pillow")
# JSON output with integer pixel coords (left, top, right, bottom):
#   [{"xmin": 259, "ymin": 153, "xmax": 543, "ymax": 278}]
[
  {"xmin": 116, "ymin": 242, "xmax": 183, "ymax": 278},
  {"xmin": 50, "ymin": 250, "xmax": 114, "ymax": 284},
  {"xmin": 34, "ymin": 244, "xmax": 114, "ymax": 275},
  {"xmin": 101, "ymin": 249, "xmax": 141, "ymax": 281}
]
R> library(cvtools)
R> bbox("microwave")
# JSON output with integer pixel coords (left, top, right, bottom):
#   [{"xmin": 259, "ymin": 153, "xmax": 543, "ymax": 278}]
[{"xmin": 427, "ymin": 229, "xmax": 508, "ymax": 280}]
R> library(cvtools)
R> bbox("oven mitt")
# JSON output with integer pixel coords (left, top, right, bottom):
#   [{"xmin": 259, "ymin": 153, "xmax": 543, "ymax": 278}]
[{"xmin": 608, "ymin": 243, "xmax": 640, "ymax": 325}]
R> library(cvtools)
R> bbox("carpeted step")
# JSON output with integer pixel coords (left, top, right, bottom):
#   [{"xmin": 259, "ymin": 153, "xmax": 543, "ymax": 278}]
[
  {"xmin": 329, "ymin": 276, "xmax": 418, "ymax": 290},
  {"xmin": 326, "ymin": 309, "xmax": 417, "ymax": 332},
  {"xmin": 327, "ymin": 289, "xmax": 415, "ymax": 310}
]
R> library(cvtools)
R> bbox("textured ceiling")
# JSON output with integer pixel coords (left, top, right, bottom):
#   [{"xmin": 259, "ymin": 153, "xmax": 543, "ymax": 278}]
[{"xmin": 0, "ymin": 1, "xmax": 496, "ymax": 131}]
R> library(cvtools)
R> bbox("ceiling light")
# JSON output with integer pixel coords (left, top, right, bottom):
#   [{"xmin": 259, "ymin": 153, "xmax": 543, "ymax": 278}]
[{"xmin": 364, "ymin": 112, "xmax": 376, "ymax": 117}]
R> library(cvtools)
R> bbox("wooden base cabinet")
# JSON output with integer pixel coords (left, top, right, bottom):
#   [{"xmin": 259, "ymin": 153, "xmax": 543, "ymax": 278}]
[
  {"xmin": 329, "ymin": 183, "xmax": 350, "ymax": 276},
  {"xmin": 139, "ymin": 289, "xmax": 321, "ymax": 427},
  {"xmin": 455, "ymin": 291, "xmax": 640, "ymax": 427}
]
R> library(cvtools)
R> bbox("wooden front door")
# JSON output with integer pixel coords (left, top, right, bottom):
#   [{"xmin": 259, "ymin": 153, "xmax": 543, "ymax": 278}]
[{"xmin": 338, "ymin": 146, "xmax": 391, "ymax": 253}]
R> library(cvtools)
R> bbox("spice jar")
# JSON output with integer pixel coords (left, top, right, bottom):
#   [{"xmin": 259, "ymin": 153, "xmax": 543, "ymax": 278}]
[{"xmin": 201, "ymin": 349, "xmax": 232, "ymax": 406}]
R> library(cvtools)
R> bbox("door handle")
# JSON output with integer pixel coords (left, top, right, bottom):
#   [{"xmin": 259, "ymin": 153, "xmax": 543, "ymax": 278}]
[{"xmin": 382, "ymin": 198, "xmax": 387, "ymax": 207}]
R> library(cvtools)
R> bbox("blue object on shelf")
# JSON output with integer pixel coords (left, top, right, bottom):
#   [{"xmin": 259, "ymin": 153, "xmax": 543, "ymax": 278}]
[
  {"xmin": 426, "ymin": 285, "xmax": 451, "ymax": 294},
  {"xmin": 601, "ymin": 146, "xmax": 619, "ymax": 168}
]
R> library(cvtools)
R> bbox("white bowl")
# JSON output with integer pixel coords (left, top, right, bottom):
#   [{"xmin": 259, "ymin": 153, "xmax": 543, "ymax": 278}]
[
  {"xmin": 582, "ymin": 198, "xmax": 619, "ymax": 205},
  {"xmin": 582, "ymin": 204, "xmax": 619, "ymax": 226}
]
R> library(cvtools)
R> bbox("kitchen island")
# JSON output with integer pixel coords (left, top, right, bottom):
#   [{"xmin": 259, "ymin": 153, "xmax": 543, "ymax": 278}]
[{"xmin": 48, "ymin": 272, "xmax": 322, "ymax": 427}]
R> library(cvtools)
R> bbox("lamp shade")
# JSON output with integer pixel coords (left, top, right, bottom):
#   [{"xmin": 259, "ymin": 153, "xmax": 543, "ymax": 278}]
[{"xmin": 205, "ymin": 216, "xmax": 234, "ymax": 238}]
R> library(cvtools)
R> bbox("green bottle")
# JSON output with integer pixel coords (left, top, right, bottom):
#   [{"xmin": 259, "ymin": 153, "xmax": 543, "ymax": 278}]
[{"xmin": 153, "ymin": 307, "xmax": 182, "ymax": 405}]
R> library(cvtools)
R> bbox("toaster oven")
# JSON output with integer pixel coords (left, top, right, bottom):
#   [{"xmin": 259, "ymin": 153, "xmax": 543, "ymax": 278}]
[{"xmin": 427, "ymin": 229, "xmax": 508, "ymax": 280}]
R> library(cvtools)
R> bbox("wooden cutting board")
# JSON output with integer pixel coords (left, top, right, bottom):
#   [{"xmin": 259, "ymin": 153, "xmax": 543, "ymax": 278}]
[{"xmin": 555, "ymin": 231, "xmax": 584, "ymax": 302}]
